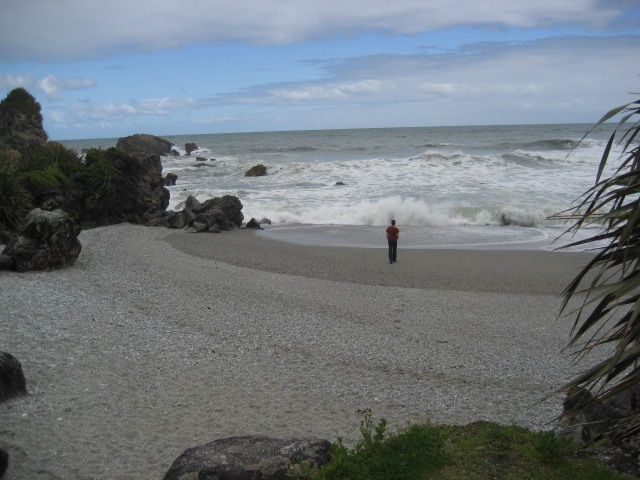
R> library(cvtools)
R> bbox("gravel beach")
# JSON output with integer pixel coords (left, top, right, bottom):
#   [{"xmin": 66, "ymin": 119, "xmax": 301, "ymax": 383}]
[{"xmin": 1, "ymin": 223, "xmax": 597, "ymax": 480}]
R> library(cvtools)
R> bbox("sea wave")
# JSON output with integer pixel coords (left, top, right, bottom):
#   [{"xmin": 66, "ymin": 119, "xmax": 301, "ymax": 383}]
[{"xmin": 241, "ymin": 197, "xmax": 570, "ymax": 229}]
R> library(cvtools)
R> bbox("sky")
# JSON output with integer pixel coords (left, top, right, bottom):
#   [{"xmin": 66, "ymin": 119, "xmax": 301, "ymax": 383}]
[{"xmin": 1, "ymin": 1, "xmax": 639, "ymax": 140}]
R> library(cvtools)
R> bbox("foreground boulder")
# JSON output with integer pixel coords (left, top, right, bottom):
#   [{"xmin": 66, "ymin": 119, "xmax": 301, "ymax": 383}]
[
  {"xmin": 163, "ymin": 436, "xmax": 331, "ymax": 480},
  {"xmin": 2, "ymin": 209, "xmax": 81, "ymax": 271},
  {"xmin": 116, "ymin": 133, "xmax": 172, "ymax": 158},
  {"xmin": 167, "ymin": 195, "xmax": 244, "ymax": 232},
  {"xmin": 0, "ymin": 352, "xmax": 27, "ymax": 402}
]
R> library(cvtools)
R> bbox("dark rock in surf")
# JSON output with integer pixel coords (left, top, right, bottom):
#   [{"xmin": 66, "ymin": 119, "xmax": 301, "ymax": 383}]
[
  {"xmin": 335, "ymin": 181, "xmax": 345, "ymax": 186},
  {"xmin": 164, "ymin": 172, "xmax": 178, "ymax": 186},
  {"xmin": 185, "ymin": 142, "xmax": 198, "ymax": 155},
  {"xmin": 0, "ymin": 351, "xmax": 27, "ymax": 402},
  {"xmin": 245, "ymin": 218, "xmax": 263, "ymax": 230},
  {"xmin": 195, "ymin": 156, "xmax": 207, "ymax": 162},
  {"xmin": 259, "ymin": 218, "xmax": 272, "ymax": 225},
  {"xmin": 162, "ymin": 436, "xmax": 331, "ymax": 480},
  {"xmin": 245, "ymin": 164, "xmax": 267, "ymax": 177},
  {"xmin": 2, "ymin": 208, "xmax": 81, "ymax": 272}
]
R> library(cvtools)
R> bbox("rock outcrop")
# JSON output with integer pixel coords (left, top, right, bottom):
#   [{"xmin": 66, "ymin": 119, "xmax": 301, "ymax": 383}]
[
  {"xmin": 116, "ymin": 134, "xmax": 172, "ymax": 158},
  {"xmin": 2, "ymin": 208, "xmax": 81, "ymax": 271},
  {"xmin": 0, "ymin": 88, "xmax": 47, "ymax": 151},
  {"xmin": 163, "ymin": 436, "xmax": 331, "ymax": 480},
  {"xmin": 69, "ymin": 149, "xmax": 170, "ymax": 228},
  {"xmin": 167, "ymin": 195, "xmax": 244, "ymax": 232},
  {"xmin": 245, "ymin": 164, "xmax": 268, "ymax": 176},
  {"xmin": 0, "ymin": 351, "xmax": 27, "ymax": 402}
]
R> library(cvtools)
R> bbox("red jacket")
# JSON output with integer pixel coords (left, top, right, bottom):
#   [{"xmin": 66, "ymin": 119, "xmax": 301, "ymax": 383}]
[{"xmin": 386, "ymin": 225, "xmax": 399, "ymax": 241}]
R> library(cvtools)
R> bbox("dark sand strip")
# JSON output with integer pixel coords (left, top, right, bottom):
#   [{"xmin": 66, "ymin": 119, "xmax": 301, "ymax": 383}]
[{"xmin": 166, "ymin": 228, "xmax": 594, "ymax": 296}]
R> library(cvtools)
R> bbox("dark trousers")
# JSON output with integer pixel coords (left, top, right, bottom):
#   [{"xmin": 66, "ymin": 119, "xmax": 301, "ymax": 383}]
[{"xmin": 388, "ymin": 240, "xmax": 397, "ymax": 262}]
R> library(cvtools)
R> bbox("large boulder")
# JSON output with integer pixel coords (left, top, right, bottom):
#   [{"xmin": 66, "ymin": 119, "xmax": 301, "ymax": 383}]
[
  {"xmin": 167, "ymin": 195, "xmax": 244, "ymax": 232},
  {"xmin": 0, "ymin": 352, "xmax": 27, "ymax": 402},
  {"xmin": 116, "ymin": 134, "xmax": 172, "ymax": 158},
  {"xmin": 0, "ymin": 88, "xmax": 48, "ymax": 151},
  {"xmin": 2, "ymin": 208, "xmax": 81, "ymax": 271},
  {"xmin": 163, "ymin": 436, "xmax": 331, "ymax": 480}
]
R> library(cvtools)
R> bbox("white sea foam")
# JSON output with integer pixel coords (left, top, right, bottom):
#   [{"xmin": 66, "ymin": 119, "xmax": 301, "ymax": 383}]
[{"xmin": 61, "ymin": 124, "xmax": 619, "ymax": 249}]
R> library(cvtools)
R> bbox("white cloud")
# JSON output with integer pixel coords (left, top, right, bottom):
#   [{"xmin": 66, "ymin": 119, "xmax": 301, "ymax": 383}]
[
  {"xmin": 36, "ymin": 75, "xmax": 96, "ymax": 100},
  {"xmin": 219, "ymin": 35, "xmax": 638, "ymax": 107},
  {"xmin": 0, "ymin": 0, "xmax": 633, "ymax": 61},
  {"xmin": 49, "ymin": 97, "xmax": 200, "ymax": 129},
  {"xmin": 0, "ymin": 73, "xmax": 95, "ymax": 100}
]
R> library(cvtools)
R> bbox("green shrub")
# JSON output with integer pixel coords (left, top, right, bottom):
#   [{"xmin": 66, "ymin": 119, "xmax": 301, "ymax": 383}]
[
  {"xmin": 83, "ymin": 148, "xmax": 122, "ymax": 197},
  {"xmin": 0, "ymin": 150, "xmax": 33, "ymax": 230}
]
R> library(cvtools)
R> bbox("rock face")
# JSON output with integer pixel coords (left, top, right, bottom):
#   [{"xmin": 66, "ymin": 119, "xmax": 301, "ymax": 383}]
[
  {"xmin": 116, "ymin": 134, "xmax": 172, "ymax": 158},
  {"xmin": 0, "ymin": 352, "xmax": 27, "ymax": 402},
  {"xmin": 0, "ymin": 88, "xmax": 48, "ymax": 151},
  {"xmin": 163, "ymin": 436, "xmax": 331, "ymax": 480},
  {"xmin": 167, "ymin": 195, "xmax": 244, "ymax": 232},
  {"xmin": 2, "ymin": 208, "xmax": 81, "ymax": 271},
  {"xmin": 71, "ymin": 150, "xmax": 170, "ymax": 228},
  {"xmin": 245, "ymin": 164, "xmax": 268, "ymax": 177}
]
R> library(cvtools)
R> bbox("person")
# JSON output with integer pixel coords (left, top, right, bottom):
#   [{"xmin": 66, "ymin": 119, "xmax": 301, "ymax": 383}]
[{"xmin": 386, "ymin": 220, "xmax": 399, "ymax": 264}]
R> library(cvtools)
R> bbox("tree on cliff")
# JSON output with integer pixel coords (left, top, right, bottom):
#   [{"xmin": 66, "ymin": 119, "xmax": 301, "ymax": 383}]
[{"xmin": 557, "ymin": 96, "xmax": 640, "ymax": 443}]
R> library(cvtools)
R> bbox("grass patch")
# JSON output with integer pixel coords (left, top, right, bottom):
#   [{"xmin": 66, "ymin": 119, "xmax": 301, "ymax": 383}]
[{"xmin": 290, "ymin": 412, "xmax": 630, "ymax": 480}]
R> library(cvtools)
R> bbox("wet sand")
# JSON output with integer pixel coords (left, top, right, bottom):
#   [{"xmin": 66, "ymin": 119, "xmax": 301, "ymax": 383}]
[{"xmin": 1, "ymin": 223, "xmax": 597, "ymax": 480}]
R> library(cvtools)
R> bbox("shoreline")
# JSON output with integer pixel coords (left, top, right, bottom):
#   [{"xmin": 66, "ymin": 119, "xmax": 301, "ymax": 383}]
[{"xmin": 1, "ymin": 223, "xmax": 598, "ymax": 480}]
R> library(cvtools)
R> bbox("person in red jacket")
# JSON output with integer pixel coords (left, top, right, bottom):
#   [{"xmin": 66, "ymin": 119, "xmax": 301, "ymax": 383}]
[{"xmin": 386, "ymin": 220, "xmax": 399, "ymax": 264}]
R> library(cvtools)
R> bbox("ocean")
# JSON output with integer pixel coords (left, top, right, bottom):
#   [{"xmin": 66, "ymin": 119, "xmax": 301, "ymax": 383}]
[{"xmin": 59, "ymin": 123, "xmax": 618, "ymax": 250}]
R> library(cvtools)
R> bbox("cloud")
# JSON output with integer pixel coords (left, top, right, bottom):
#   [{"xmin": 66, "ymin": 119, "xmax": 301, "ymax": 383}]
[
  {"xmin": 1, "ymin": 0, "xmax": 634, "ymax": 61},
  {"xmin": 0, "ymin": 73, "xmax": 95, "ymax": 100},
  {"xmin": 216, "ymin": 35, "xmax": 640, "ymax": 112},
  {"xmin": 49, "ymin": 97, "xmax": 200, "ymax": 129}
]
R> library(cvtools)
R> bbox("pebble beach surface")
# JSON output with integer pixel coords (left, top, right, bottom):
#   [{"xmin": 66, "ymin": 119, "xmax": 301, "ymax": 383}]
[{"xmin": 1, "ymin": 223, "xmax": 598, "ymax": 480}]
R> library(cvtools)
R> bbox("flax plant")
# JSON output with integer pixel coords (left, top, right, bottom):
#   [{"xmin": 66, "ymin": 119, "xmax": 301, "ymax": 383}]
[{"xmin": 554, "ymin": 97, "xmax": 640, "ymax": 443}]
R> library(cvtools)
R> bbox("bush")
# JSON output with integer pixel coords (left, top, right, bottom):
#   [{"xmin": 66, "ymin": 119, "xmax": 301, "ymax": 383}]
[{"xmin": 0, "ymin": 150, "xmax": 33, "ymax": 230}]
